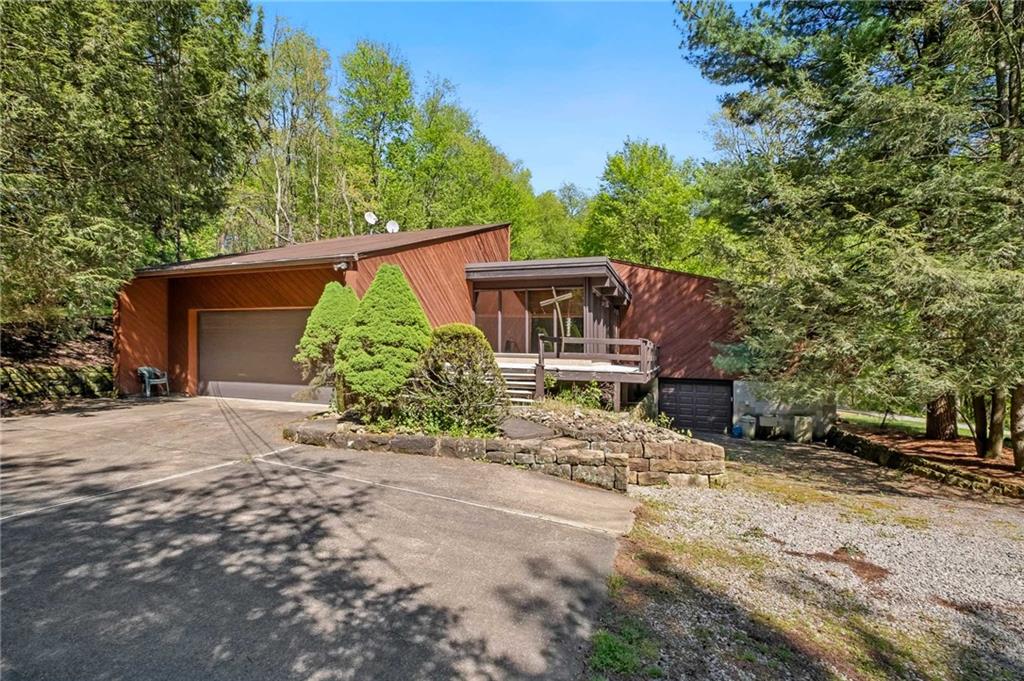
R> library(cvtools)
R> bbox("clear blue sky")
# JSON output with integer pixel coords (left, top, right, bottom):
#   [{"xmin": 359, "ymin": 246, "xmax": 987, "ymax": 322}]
[{"xmin": 259, "ymin": 1, "xmax": 728, "ymax": 194}]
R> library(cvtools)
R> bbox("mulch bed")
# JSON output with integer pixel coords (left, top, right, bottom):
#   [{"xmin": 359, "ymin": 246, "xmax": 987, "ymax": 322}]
[{"xmin": 843, "ymin": 424, "xmax": 1022, "ymax": 483}]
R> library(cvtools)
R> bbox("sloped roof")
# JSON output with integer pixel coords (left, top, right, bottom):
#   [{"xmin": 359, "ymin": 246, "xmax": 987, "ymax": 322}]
[{"xmin": 136, "ymin": 223, "xmax": 510, "ymax": 277}]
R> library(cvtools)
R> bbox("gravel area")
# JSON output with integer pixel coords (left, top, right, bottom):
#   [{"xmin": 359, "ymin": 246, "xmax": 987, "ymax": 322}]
[{"xmin": 620, "ymin": 436, "xmax": 1024, "ymax": 681}]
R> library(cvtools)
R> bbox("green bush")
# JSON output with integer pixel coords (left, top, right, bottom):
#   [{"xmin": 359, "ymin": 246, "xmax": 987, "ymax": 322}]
[
  {"xmin": 336, "ymin": 264, "xmax": 431, "ymax": 418},
  {"xmin": 293, "ymin": 282, "xmax": 359, "ymax": 405},
  {"xmin": 552, "ymin": 380, "xmax": 606, "ymax": 410},
  {"xmin": 402, "ymin": 323, "xmax": 509, "ymax": 436}
]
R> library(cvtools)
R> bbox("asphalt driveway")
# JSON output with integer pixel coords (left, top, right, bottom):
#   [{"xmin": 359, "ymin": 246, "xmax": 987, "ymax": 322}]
[{"xmin": 0, "ymin": 397, "xmax": 635, "ymax": 681}]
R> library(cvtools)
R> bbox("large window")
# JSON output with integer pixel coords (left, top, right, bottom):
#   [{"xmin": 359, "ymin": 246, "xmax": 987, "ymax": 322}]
[{"xmin": 473, "ymin": 287, "xmax": 584, "ymax": 354}]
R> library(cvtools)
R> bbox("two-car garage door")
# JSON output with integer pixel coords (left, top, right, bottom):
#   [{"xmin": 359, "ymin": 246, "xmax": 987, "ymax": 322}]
[
  {"xmin": 198, "ymin": 309, "xmax": 328, "ymax": 403},
  {"xmin": 659, "ymin": 379, "xmax": 733, "ymax": 434}
]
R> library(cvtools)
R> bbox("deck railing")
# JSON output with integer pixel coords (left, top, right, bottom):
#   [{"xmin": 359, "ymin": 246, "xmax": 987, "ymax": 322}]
[{"xmin": 536, "ymin": 335, "xmax": 659, "ymax": 378}]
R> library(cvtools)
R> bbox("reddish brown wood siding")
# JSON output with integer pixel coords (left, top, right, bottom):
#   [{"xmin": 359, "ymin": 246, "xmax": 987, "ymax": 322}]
[
  {"xmin": 113, "ymin": 277, "xmax": 168, "ymax": 395},
  {"xmin": 612, "ymin": 261, "xmax": 735, "ymax": 380},
  {"xmin": 115, "ymin": 226, "xmax": 510, "ymax": 395},
  {"xmin": 348, "ymin": 224, "xmax": 509, "ymax": 326}
]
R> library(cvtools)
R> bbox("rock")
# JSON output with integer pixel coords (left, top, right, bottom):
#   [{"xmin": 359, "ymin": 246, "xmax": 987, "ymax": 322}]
[
  {"xmin": 572, "ymin": 464, "xmax": 615, "ymax": 489},
  {"xmin": 636, "ymin": 471, "xmax": 669, "ymax": 485},
  {"xmin": 670, "ymin": 441, "xmax": 725, "ymax": 461},
  {"xmin": 650, "ymin": 459, "xmax": 726, "ymax": 475},
  {"xmin": 485, "ymin": 449, "xmax": 515, "ymax": 464},
  {"xmin": 613, "ymin": 465, "xmax": 628, "ymax": 492},
  {"xmin": 389, "ymin": 434, "xmax": 437, "ymax": 456},
  {"xmin": 643, "ymin": 441, "xmax": 671, "ymax": 459},
  {"xmin": 628, "ymin": 471, "xmax": 639, "ymax": 485},
  {"xmin": 500, "ymin": 416, "xmax": 556, "ymax": 440},
  {"xmin": 604, "ymin": 451, "xmax": 628, "ymax": 465},
  {"xmin": 536, "ymin": 463, "xmax": 572, "ymax": 479},
  {"xmin": 667, "ymin": 473, "xmax": 710, "ymax": 488},
  {"xmin": 438, "ymin": 437, "xmax": 485, "ymax": 459},
  {"xmin": 514, "ymin": 452, "xmax": 536, "ymax": 465},
  {"xmin": 289, "ymin": 420, "xmax": 338, "ymax": 447},
  {"xmin": 344, "ymin": 432, "xmax": 391, "ymax": 451},
  {"xmin": 557, "ymin": 449, "xmax": 606, "ymax": 465},
  {"xmin": 546, "ymin": 436, "xmax": 579, "ymax": 450},
  {"xmin": 535, "ymin": 448, "xmax": 558, "ymax": 464},
  {"xmin": 628, "ymin": 457, "xmax": 649, "ymax": 472},
  {"xmin": 708, "ymin": 474, "xmax": 728, "ymax": 488}
]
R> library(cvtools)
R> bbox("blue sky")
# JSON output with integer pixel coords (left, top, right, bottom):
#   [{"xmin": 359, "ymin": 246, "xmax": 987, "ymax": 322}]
[{"xmin": 259, "ymin": 1, "xmax": 728, "ymax": 194}]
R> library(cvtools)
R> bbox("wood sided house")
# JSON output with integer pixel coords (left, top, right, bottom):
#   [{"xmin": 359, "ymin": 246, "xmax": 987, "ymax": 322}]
[{"xmin": 115, "ymin": 223, "xmax": 736, "ymax": 433}]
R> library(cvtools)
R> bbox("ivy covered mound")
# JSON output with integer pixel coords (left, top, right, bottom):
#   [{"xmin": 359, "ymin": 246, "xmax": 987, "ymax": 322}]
[
  {"xmin": 293, "ymin": 282, "xmax": 359, "ymax": 402},
  {"xmin": 336, "ymin": 264, "xmax": 430, "ymax": 417},
  {"xmin": 403, "ymin": 324, "xmax": 509, "ymax": 436}
]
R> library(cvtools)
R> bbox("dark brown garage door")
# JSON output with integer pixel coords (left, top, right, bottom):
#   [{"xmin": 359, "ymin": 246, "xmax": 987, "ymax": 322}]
[
  {"xmin": 198, "ymin": 309, "xmax": 328, "ymax": 403},
  {"xmin": 659, "ymin": 379, "xmax": 733, "ymax": 434}
]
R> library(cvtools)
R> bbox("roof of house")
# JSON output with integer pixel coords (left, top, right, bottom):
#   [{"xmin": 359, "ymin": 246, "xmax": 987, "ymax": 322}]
[
  {"xmin": 135, "ymin": 223, "xmax": 510, "ymax": 277},
  {"xmin": 465, "ymin": 256, "xmax": 631, "ymax": 304}
]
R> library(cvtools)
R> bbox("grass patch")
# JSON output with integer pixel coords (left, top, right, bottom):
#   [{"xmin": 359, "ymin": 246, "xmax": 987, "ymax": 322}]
[
  {"xmin": 589, "ymin": 620, "xmax": 662, "ymax": 678},
  {"xmin": 838, "ymin": 410, "xmax": 973, "ymax": 439},
  {"xmin": 732, "ymin": 473, "xmax": 837, "ymax": 505}
]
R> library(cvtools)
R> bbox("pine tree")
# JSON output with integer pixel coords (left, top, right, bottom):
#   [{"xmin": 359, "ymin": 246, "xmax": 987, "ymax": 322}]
[{"xmin": 335, "ymin": 265, "xmax": 431, "ymax": 418}]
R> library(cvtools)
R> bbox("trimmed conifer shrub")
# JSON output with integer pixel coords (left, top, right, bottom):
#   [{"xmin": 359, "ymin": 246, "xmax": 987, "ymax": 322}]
[
  {"xmin": 336, "ymin": 264, "xmax": 431, "ymax": 418},
  {"xmin": 403, "ymin": 323, "xmax": 508, "ymax": 435},
  {"xmin": 293, "ymin": 282, "xmax": 359, "ymax": 405}
]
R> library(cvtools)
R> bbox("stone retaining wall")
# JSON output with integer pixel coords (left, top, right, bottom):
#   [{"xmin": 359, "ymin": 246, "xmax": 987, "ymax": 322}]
[
  {"xmin": 825, "ymin": 428, "xmax": 1024, "ymax": 499},
  {"xmin": 284, "ymin": 418, "xmax": 727, "ymax": 493}
]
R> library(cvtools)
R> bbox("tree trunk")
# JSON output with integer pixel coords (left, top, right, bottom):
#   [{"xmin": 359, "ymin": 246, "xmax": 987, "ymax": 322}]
[
  {"xmin": 985, "ymin": 387, "xmax": 1006, "ymax": 459},
  {"xmin": 1011, "ymin": 384, "xmax": 1024, "ymax": 471},
  {"xmin": 925, "ymin": 393, "xmax": 958, "ymax": 440},
  {"xmin": 972, "ymin": 394, "xmax": 988, "ymax": 457}
]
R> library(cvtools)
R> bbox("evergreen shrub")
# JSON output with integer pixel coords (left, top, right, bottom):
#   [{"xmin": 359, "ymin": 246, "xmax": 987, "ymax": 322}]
[{"xmin": 336, "ymin": 265, "xmax": 430, "ymax": 418}]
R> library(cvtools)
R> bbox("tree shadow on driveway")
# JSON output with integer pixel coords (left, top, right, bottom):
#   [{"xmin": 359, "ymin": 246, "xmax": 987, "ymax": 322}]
[{"xmin": 1, "ymin": 454, "xmax": 608, "ymax": 680}]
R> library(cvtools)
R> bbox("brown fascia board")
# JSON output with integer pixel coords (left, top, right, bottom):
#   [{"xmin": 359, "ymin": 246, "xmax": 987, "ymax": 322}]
[
  {"xmin": 133, "ymin": 253, "xmax": 359, "ymax": 278},
  {"xmin": 134, "ymin": 223, "xmax": 510, "ymax": 278},
  {"xmin": 465, "ymin": 257, "xmax": 631, "ymax": 305}
]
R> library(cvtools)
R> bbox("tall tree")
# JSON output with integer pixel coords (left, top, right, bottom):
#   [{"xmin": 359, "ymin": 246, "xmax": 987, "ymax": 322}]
[
  {"xmin": 1, "ymin": 0, "xmax": 265, "ymax": 331},
  {"xmin": 580, "ymin": 140, "xmax": 729, "ymax": 274},
  {"xmin": 680, "ymin": 0, "xmax": 1024, "ymax": 462},
  {"xmin": 338, "ymin": 41, "xmax": 413, "ymax": 200}
]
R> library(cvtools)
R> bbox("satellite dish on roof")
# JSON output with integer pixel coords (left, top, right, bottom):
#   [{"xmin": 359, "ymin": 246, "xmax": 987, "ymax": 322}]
[
  {"xmin": 364, "ymin": 211, "xmax": 378, "ymax": 226},
  {"xmin": 385, "ymin": 219, "xmax": 400, "ymax": 234}
]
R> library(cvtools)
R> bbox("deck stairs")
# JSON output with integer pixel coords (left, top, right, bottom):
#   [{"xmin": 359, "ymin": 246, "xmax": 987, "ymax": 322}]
[{"xmin": 496, "ymin": 364, "xmax": 537, "ymax": 405}]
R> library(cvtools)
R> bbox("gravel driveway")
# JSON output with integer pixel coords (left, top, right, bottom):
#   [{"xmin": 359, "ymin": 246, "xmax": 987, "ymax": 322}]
[{"xmin": 615, "ymin": 436, "xmax": 1024, "ymax": 681}]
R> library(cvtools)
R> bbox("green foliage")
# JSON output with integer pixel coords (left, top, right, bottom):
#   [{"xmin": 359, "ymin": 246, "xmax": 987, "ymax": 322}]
[
  {"xmin": 1, "ymin": 0, "xmax": 265, "ymax": 330},
  {"xmin": 401, "ymin": 323, "xmax": 509, "ymax": 436},
  {"xmin": 551, "ymin": 380, "xmax": 606, "ymax": 410},
  {"xmin": 589, "ymin": 622, "xmax": 661, "ymax": 677},
  {"xmin": 0, "ymin": 365, "xmax": 114, "ymax": 407},
  {"xmin": 336, "ymin": 265, "xmax": 430, "ymax": 418},
  {"xmin": 580, "ymin": 139, "xmax": 731, "ymax": 274},
  {"xmin": 680, "ymin": 0, "xmax": 1024, "ymax": 411},
  {"xmin": 293, "ymin": 282, "xmax": 359, "ymax": 403}
]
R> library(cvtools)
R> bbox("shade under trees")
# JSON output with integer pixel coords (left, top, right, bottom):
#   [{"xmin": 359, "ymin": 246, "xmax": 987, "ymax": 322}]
[
  {"xmin": 2, "ymin": 0, "xmax": 265, "ymax": 332},
  {"xmin": 679, "ymin": 0, "xmax": 1024, "ymax": 465}
]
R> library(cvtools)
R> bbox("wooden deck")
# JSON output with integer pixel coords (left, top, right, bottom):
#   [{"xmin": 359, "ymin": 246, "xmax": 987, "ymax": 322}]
[{"xmin": 496, "ymin": 336, "xmax": 660, "ymax": 410}]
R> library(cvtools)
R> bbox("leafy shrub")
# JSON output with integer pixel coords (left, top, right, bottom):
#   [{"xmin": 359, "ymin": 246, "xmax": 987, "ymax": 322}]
[
  {"xmin": 293, "ymin": 282, "xmax": 359, "ymax": 405},
  {"xmin": 336, "ymin": 264, "xmax": 430, "ymax": 418},
  {"xmin": 402, "ymin": 323, "xmax": 509, "ymax": 436},
  {"xmin": 551, "ymin": 380, "xmax": 606, "ymax": 410}
]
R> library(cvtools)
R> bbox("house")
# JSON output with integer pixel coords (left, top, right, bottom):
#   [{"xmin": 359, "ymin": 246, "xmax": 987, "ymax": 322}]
[{"xmin": 115, "ymin": 223, "xmax": 736, "ymax": 433}]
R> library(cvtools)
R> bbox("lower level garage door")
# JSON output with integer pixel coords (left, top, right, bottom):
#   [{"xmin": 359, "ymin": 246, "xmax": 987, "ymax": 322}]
[
  {"xmin": 198, "ymin": 309, "xmax": 328, "ymax": 403},
  {"xmin": 659, "ymin": 379, "xmax": 733, "ymax": 434}
]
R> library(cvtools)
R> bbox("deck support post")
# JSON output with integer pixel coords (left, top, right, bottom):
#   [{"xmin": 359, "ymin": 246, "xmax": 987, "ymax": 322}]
[
  {"xmin": 613, "ymin": 381, "xmax": 621, "ymax": 411},
  {"xmin": 534, "ymin": 365, "xmax": 545, "ymax": 401}
]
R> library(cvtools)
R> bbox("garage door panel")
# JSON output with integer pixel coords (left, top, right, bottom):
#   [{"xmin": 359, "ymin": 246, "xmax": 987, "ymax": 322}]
[
  {"xmin": 199, "ymin": 309, "xmax": 329, "ymax": 403},
  {"xmin": 659, "ymin": 380, "xmax": 732, "ymax": 434}
]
